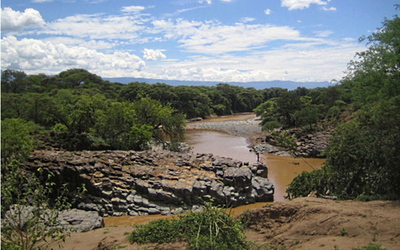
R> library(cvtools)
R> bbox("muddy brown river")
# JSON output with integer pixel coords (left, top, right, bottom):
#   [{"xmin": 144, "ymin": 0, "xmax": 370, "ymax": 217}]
[
  {"xmin": 185, "ymin": 129, "xmax": 325, "ymax": 202},
  {"xmin": 104, "ymin": 125, "xmax": 324, "ymax": 226}
]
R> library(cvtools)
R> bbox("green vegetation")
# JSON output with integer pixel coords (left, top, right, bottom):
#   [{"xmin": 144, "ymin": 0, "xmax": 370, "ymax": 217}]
[
  {"xmin": 2, "ymin": 7, "xmax": 400, "ymax": 249},
  {"xmin": 286, "ymin": 8, "xmax": 400, "ymax": 200},
  {"xmin": 129, "ymin": 203, "xmax": 250, "ymax": 250},
  {"xmin": 352, "ymin": 243, "xmax": 386, "ymax": 250},
  {"xmin": 1, "ymin": 67, "xmax": 273, "ymax": 151},
  {"xmin": 1, "ymin": 117, "xmax": 85, "ymax": 250}
]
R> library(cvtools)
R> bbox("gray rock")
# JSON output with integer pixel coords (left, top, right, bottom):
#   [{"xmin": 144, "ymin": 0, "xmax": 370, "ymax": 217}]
[
  {"xmin": 23, "ymin": 150, "xmax": 274, "ymax": 216},
  {"xmin": 3, "ymin": 205, "xmax": 104, "ymax": 233}
]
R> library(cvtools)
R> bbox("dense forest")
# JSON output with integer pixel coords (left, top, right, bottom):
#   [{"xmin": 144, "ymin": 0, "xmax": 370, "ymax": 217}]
[
  {"xmin": 2, "ymin": 9, "xmax": 400, "ymax": 201},
  {"xmin": 1, "ymin": 66, "xmax": 343, "ymax": 153}
]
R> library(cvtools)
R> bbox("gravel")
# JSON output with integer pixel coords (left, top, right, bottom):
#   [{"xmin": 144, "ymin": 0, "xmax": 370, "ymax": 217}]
[
  {"xmin": 188, "ymin": 116, "xmax": 291, "ymax": 156},
  {"xmin": 189, "ymin": 118, "xmax": 262, "ymax": 137}
]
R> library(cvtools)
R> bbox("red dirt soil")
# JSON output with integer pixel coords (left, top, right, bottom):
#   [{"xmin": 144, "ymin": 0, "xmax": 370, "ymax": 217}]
[{"xmin": 48, "ymin": 197, "xmax": 400, "ymax": 250}]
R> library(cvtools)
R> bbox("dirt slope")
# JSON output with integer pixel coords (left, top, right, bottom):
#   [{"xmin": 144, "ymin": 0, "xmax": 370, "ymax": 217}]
[{"xmin": 48, "ymin": 197, "xmax": 400, "ymax": 250}]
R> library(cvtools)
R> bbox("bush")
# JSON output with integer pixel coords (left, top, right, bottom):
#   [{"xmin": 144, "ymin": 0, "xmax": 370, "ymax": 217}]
[
  {"xmin": 129, "ymin": 219, "xmax": 182, "ymax": 244},
  {"xmin": 129, "ymin": 203, "xmax": 250, "ymax": 250},
  {"xmin": 286, "ymin": 169, "xmax": 329, "ymax": 199},
  {"xmin": 262, "ymin": 121, "xmax": 281, "ymax": 131}
]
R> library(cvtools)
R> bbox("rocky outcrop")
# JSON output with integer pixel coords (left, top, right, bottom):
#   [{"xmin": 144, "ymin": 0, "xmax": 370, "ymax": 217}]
[
  {"xmin": 24, "ymin": 150, "xmax": 274, "ymax": 217},
  {"xmin": 4, "ymin": 205, "xmax": 104, "ymax": 233},
  {"xmin": 295, "ymin": 131, "xmax": 330, "ymax": 157}
]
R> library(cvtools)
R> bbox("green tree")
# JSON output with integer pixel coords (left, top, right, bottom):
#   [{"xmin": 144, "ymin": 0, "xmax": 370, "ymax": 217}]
[
  {"xmin": 56, "ymin": 68, "xmax": 103, "ymax": 89},
  {"xmin": 128, "ymin": 124, "xmax": 153, "ymax": 150},
  {"xmin": 287, "ymin": 9, "xmax": 400, "ymax": 200},
  {"xmin": 95, "ymin": 101, "xmax": 136, "ymax": 149},
  {"xmin": 171, "ymin": 86, "xmax": 212, "ymax": 118},
  {"xmin": 1, "ymin": 118, "xmax": 34, "ymax": 165},
  {"xmin": 1, "ymin": 69, "xmax": 28, "ymax": 93},
  {"xmin": 132, "ymin": 96, "xmax": 186, "ymax": 146},
  {"xmin": 46, "ymin": 90, "xmax": 104, "ymax": 134},
  {"xmin": 294, "ymin": 106, "xmax": 319, "ymax": 129},
  {"xmin": 275, "ymin": 91, "xmax": 302, "ymax": 128}
]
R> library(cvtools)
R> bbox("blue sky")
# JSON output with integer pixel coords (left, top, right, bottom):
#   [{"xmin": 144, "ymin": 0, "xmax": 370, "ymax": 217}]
[{"xmin": 1, "ymin": 0, "xmax": 398, "ymax": 83}]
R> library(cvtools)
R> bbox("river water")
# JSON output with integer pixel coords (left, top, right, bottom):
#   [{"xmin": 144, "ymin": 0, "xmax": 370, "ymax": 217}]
[
  {"xmin": 185, "ymin": 129, "xmax": 325, "ymax": 202},
  {"xmin": 104, "ymin": 120, "xmax": 325, "ymax": 226}
]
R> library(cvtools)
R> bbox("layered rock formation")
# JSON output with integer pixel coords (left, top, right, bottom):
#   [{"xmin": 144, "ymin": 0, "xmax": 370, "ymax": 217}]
[{"xmin": 25, "ymin": 150, "xmax": 274, "ymax": 217}]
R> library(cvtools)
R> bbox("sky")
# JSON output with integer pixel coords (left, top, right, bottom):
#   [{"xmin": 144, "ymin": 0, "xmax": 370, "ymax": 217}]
[{"xmin": 1, "ymin": 0, "xmax": 399, "ymax": 83}]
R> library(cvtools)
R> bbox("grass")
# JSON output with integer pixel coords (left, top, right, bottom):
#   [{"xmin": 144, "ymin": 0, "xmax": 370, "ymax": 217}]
[
  {"xmin": 352, "ymin": 243, "xmax": 386, "ymax": 250},
  {"xmin": 128, "ymin": 202, "xmax": 250, "ymax": 250}
]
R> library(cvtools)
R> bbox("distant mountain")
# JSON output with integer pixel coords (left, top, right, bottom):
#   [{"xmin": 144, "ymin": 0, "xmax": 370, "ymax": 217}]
[{"xmin": 104, "ymin": 77, "xmax": 332, "ymax": 90}]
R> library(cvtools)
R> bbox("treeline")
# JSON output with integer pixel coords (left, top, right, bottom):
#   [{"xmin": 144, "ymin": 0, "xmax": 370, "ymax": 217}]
[{"xmin": 1, "ymin": 66, "xmax": 344, "ymax": 152}]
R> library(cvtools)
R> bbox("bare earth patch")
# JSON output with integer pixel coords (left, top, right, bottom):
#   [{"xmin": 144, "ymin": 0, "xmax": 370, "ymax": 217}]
[{"xmin": 49, "ymin": 197, "xmax": 400, "ymax": 250}]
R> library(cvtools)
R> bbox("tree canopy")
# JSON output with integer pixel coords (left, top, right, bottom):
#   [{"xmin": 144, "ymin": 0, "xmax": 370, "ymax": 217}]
[{"xmin": 287, "ymin": 10, "xmax": 400, "ymax": 200}]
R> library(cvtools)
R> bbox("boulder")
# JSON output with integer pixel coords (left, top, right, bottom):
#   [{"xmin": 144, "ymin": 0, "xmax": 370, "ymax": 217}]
[{"xmin": 3, "ymin": 205, "xmax": 104, "ymax": 233}]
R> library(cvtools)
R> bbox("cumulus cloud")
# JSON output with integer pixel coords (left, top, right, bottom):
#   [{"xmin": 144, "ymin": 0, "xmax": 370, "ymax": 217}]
[
  {"xmin": 143, "ymin": 49, "xmax": 166, "ymax": 61},
  {"xmin": 1, "ymin": 7, "xmax": 45, "ymax": 31},
  {"xmin": 264, "ymin": 9, "xmax": 272, "ymax": 15},
  {"xmin": 281, "ymin": 0, "xmax": 328, "ymax": 10},
  {"xmin": 1, "ymin": 36, "xmax": 146, "ymax": 74}
]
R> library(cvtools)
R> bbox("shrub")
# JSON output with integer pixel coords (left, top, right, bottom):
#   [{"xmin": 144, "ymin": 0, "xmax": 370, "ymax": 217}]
[{"xmin": 129, "ymin": 203, "xmax": 250, "ymax": 250}]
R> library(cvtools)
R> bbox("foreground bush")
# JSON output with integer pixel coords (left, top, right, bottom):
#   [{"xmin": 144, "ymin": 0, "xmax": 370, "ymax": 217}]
[{"xmin": 129, "ymin": 203, "xmax": 250, "ymax": 250}]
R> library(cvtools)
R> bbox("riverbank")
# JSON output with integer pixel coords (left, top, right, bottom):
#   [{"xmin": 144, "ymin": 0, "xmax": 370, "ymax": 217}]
[
  {"xmin": 186, "ymin": 113, "xmax": 292, "ymax": 156},
  {"xmin": 50, "ymin": 197, "xmax": 400, "ymax": 250}
]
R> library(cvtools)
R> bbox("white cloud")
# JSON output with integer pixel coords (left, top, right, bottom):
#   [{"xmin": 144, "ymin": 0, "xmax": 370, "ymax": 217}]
[
  {"xmin": 1, "ymin": 36, "xmax": 145, "ymax": 75},
  {"xmin": 121, "ymin": 6, "xmax": 145, "ymax": 13},
  {"xmin": 1, "ymin": 7, "xmax": 45, "ymax": 31},
  {"xmin": 165, "ymin": 21, "xmax": 303, "ymax": 54},
  {"xmin": 41, "ymin": 36, "xmax": 117, "ymax": 50},
  {"xmin": 43, "ymin": 14, "xmax": 146, "ymax": 40},
  {"xmin": 264, "ymin": 9, "xmax": 272, "ymax": 15},
  {"xmin": 0, "ymin": 6, "xmax": 360, "ymax": 82},
  {"xmin": 240, "ymin": 17, "xmax": 255, "ymax": 23},
  {"xmin": 322, "ymin": 6, "xmax": 337, "ymax": 11},
  {"xmin": 281, "ymin": 0, "xmax": 328, "ymax": 10},
  {"xmin": 143, "ymin": 49, "xmax": 167, "ymax": 61},
  {"xmin": 141, "ymin": 41, "xmax": 364, "ymax": 82},
  {"xmin": 198, "ymin": 0, "xmax": 212, "ymax": 4},
  {"xmin": 314, "ymin": 30, "xmax": 333, "ymax": 37}
]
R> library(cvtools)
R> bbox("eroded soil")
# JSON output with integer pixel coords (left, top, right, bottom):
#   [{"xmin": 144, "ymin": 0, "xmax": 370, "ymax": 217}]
[{"xmin": 49, "ymin": 197, "xmax": 400, "ymax": 250}]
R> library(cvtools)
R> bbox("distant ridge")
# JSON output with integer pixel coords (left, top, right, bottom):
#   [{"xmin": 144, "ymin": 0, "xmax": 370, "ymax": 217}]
[{"xmin": 104, "ymin": 77, "xmax": 332, "ymax": 90}]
